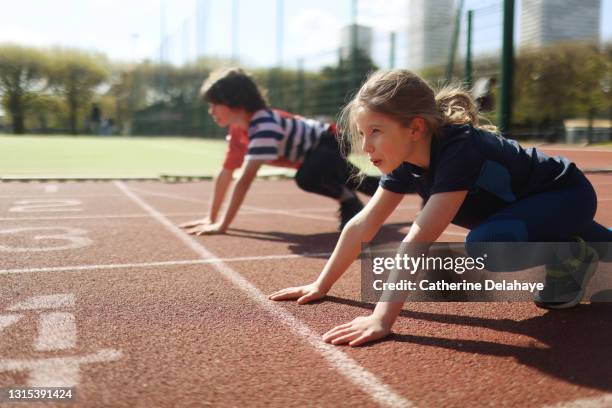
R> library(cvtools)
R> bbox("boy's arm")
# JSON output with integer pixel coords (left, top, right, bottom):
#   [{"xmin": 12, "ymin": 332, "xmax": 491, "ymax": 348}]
[
  {"xmin": 322, "ymin": 190, "xmax": 468, "ymax": 346},
  {"xmin": 182, "ymin": 168, "xmax": 235, "ymax": 230},
  {"xmin": 269, "ymin": 188, "xmax": 404, "ymax": 303},
  {"xmin": 208, "ymin": 167, "xmax": 235, "ymax": 222},
  {"xmin": 194, "ymin": 159, "xmax": 265, "ymax": 235}
]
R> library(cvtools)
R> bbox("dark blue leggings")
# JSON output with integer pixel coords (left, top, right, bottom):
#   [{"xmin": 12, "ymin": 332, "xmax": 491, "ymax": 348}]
[{"xmin": 466, "ymin": 170, "xmax": 612, "ymax": 261}]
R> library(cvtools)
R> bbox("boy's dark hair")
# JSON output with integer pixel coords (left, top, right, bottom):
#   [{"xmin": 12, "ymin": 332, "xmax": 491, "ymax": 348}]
[{"xmin": 199, "ymin": 68, "xmax": 268, "ymax": 113}]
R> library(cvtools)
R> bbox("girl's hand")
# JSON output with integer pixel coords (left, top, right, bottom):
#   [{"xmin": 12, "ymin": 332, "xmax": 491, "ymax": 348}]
[
  {"xmin": 179, "ymin": 217, "xmax": 212, "ymax": 229},
  {"xmin": 322, "ymin": 315, "xmax": 392, "ymax": 347},
  {"xmin": 268, "ymin": 283, "xmax": 327, "ymax": 304},
  {"xmin": 186, "ymin": 223, "xmax": 227, "ymax": 235}
]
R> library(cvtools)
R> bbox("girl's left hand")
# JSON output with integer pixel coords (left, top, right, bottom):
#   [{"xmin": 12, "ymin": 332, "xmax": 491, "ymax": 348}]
[
  {"xmin": 186, "ymin": 223, "xmax": 227, "ymax": 235},
  {"xmin": 322, "ymin": 315, "xmax": 392, "ymax": 347}
]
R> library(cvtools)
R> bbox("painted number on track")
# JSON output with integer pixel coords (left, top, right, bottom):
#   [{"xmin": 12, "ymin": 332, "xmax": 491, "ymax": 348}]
[
  {"xmin": 9, "ymin": 199, "xmax": 83, "ymax": 213},
  {"xmin": 0, "ymin": 227, "xmax": 92, "ymax": 252}
]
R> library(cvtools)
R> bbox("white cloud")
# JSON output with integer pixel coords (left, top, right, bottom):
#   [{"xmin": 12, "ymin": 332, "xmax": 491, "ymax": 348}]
[
  {"xmin": 0, "ymin": 24, "xmax": 47, "ymax": 48},
  {"xmin": 357, "ymin": 0, "xmax": 409, "ymax": 31},
  {"xmin": 287, "ymin": 9, "xmax": 341, "ymax": 63}
]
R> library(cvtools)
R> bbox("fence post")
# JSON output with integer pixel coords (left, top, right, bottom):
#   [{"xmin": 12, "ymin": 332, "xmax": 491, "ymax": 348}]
[
  {"xmin": 499, "ymin": 0, "xmax": 515, "ymax": 134},
  {"xmin": 465, "ymin": 10, "xmax": 473, "ymax": 89},
  {"xmin": 389, "ymin": 31, "xmax": 396, "ymax": 69}
]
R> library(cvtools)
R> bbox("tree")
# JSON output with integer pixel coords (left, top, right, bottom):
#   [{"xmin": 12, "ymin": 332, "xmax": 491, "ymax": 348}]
[
  {"xmin": 48, "ymin": 49, "xmax": 109, "ymax": 134},
  {"xmin": 0, "ymin": 44, "xmax": 48, "ymax": 134},
  {"xmin": 514, "ymin": 42, "xmax": 608, "ymax": 126}
]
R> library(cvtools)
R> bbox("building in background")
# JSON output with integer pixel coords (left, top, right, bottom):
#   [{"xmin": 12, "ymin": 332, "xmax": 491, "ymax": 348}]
[
  {"xmin": 406, "ymin": 0, "xmax": 455, "ymax": 70},
  {"xmin": 340, "ymin": 24, "xmax": 373, "ymax": 60},
  {"xmin": 520, "ymin": 0, "xmax": 601, "ymax": 48}
]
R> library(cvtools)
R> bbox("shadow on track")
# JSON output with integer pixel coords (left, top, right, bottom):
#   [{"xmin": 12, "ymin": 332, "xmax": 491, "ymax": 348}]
[
  {"xmin": 324, "ymin": 295, "xmax": 612, "ymax": 391},
  {"xmin": 223, "ymin": 223, "xmax": 411, "ymax": 258}
]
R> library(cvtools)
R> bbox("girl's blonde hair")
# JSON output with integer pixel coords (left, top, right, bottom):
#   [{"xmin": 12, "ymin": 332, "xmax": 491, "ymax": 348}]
[{"xmin": 339, "ymin": 69, "xmax": 497, "ymax": 156}]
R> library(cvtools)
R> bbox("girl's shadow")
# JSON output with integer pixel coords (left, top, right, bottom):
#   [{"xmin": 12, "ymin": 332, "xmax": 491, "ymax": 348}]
[{"xmin": 326, "ymin": 296, "xmax": 612, "ymax": 391}]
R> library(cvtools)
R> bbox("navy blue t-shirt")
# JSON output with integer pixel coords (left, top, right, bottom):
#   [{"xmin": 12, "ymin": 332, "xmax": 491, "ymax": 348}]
[{"xmin": 380, "ymin": 124, "xmax": 576, "ymax": 229}]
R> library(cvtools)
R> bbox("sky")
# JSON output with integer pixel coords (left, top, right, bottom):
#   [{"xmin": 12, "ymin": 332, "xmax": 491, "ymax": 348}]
[{"xmin": 0, "ymin": 0, "xmax": 611, "ymax": 69}]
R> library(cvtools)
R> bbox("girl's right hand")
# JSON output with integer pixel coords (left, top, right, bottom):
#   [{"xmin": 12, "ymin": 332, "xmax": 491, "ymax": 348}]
[
  {"xmin": 268, "ymin": 283, "xmax": 327, "ymax": 305},
  {"xmin": 179, "ymin": 217, "xmax": 212, "ymax": 229}
]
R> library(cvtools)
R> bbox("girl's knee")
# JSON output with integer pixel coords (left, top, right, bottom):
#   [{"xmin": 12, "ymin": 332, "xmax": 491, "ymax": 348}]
[{"xmin": 466, "ymin": 219, "xmax": 528, "ymax": 243}]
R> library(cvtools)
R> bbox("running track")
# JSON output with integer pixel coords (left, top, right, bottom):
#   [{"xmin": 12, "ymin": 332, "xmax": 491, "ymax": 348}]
[{"xmin": 0, "ymin": 147, "xmax": 611, "ymax": 407}]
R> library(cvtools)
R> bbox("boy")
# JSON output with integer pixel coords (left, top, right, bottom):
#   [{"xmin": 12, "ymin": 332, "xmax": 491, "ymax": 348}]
[{"xmin": 181, "ymin": 68, "xmax": 379, "ymax": 235}]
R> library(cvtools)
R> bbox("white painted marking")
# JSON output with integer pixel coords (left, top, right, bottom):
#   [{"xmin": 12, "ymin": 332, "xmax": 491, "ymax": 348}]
[
  {"xmin": 543, "ymin": 393, "xmax": 612, "ymax": 408},
  {"xmin": 9, "ymin": 199, "xmax": 82, "ymax": 213},
  {"xmin": 0, "ymin": 315, "xmax": 22, "ymax": 333},
  {"xmin": 115, "ymin": 181, "xmax": 413, "ymax": 408},
  {"xmin": 243, "ymin": 205, "xmax": 337, "ymax": 222},
  {"xmin": 0, "ymin": 227, "xmax": 92, "ymax": 252},
  {"xmin": 0, "ymin": 252, "xmax": 332, "ymax": 275},
  {"xmin": 127, "ymin": 185, "xmax": 420, "ymax": 213},
  {"xmin": 442, "ymin": 230, "xmax": 468, "ymax": 237},
  {"xmin": 44, "ymin": 185, "xmax": 58, "ymax": 193},
  {"xmin": 0, "ymin": 194, "xmax": 125, "ymax": 199},
  {"xmin": 126, "ymin": 187, "xmax": 209, "ymax": 204},
  {"xmin": 539, "ymin": 146, "xmax": 612, "ymax": 153},
  {"xmin": 0, "ymin": 349, "xmax": 122, "ymax": 387},
  {"xmin": 35, "ymin": 313, "xmax": 76, "ymax": 351},
  {"xmin": 0, "ymin": 212, "xmax": 206, "ymax": 222},
  {"xmin": 8, "ymin": 294, "xmax": 75, "ymax": 311}
]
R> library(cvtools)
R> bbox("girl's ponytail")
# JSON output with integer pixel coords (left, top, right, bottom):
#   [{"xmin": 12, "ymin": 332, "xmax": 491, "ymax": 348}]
[{"xmin": 435, "ymin": 86, "xmax": 498, "ymax": 133}]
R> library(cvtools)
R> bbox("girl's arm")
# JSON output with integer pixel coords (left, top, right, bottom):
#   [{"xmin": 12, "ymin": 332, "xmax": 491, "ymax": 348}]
[
  {"xmin": 269, "ymin": 187, "xmax": 404, "ymax": 304},
  {"xmin": 194, "ymin": 160, "xmax": 265, "ymax": 235},
  {"xmin": 323, "ymin": 190, "xmax": 468, "ymax": 347},
  {"xmin": 182, "ymin": 167, "xmax": 234, "ymax": 229}
]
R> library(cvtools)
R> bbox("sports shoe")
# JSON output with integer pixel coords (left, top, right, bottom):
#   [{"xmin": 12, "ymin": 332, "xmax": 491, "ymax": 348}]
[
  {"xmin": 533, "ymin": 237, "xmax": 599, "ymax": 309},
  {"xmin": 338, "ymin": 196, "xmax": 364, "ymax": 230}
]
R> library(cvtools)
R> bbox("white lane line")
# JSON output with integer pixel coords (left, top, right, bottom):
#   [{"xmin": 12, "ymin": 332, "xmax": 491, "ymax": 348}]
[
  {"xmin": 0, "ymin": 212, "xmax": 207, "ymax": 222},
  {"xmin": 0, "ymin": 315, "xmax": 22, "ymax": 333},
  {"xmin": 539, "ymin": 147, "xmax": 612, "ymax": 153},
  {"xmin": 0, "ymin": 194, "xmax": 126, "ymax": 198},
  {"xmin": 543, "ymin": 394, "xmax": 612, "ymax": 408},
  {"xmin": 127, "ymin": 185, "xmax": 420, "ymax": 213},
  {"xmin": 442, "ymin": 230, "xmax": 468, "ymax": 237},
  {"xmin": 44, "ymin": 185, "xmax": 58, "ymax": 193},
  {"xmin": 243, "ymin": 205, "xmax": 337, "ymax": 222},
  {"xmin": 8, "ymin": 294, "xmax": 75, "ymax": 311},
  {"xmin": 114, "ymin": 181, "xmax": 413, "ymax": 408},
  {"xmin": 0, "ymin": 349, "xmax": 122, "ymax": 387},
  {"xmin": 35, "ymin": 312, "xmax": 76, "ymax": 351},
  {"xmin": 0, "ymin": 252, "xmax": 332, "ymax": 275},
  {"xmin": 126, "ymin": 187, "xmax": 210, "ymax": 204}
]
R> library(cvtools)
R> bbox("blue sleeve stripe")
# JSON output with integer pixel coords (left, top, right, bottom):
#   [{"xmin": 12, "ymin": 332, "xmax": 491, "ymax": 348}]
[
  {"xmin": 248, "ymin": 146, "xmax": 278, "ymax": 155},
  {"xmin": 284, "ymin": 118, "xmax": 297, "ymax": 159},
  {"xmin": 250, "ymin": 116, "xmax": 275, "ymax": 127},
  {"xmin": 250, "ymin": 130, "xmax": 284, "ymax": 141}
]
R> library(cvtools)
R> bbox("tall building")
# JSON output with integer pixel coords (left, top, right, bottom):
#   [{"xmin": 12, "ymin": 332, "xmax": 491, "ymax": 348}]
[
  {"xmin": 340, "ymin": 24, "xmax": 373, "ymax": 60},
  {"xmin": 406, "ymin": 0, "xmax": 455, "ymax": 70},
  {"xmin": 520, "ymin": 0, "xmax": 601, "ymax": 48}
]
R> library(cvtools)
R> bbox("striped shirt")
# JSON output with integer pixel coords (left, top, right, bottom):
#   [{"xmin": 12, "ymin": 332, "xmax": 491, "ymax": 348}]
[{"xmin": 245, "ymin": 109, "xmax": 331, "ymax": 163}]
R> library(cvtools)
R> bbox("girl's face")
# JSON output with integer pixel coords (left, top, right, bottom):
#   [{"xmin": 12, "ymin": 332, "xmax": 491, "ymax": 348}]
[
  {"xmin": 208, "ymin": 103, "xmax": 234, "ymax": 127},
  {"xmin": 355, "ymin": 106, "xmax": 423, "ymax": 174}
]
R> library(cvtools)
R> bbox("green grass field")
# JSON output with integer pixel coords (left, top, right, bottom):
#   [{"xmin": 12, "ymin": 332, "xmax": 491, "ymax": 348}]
[
  {"xmin": 0, "ymin": 135, "xmax": 230, "ymax": 178},
  {"xmin": 0, "ymin": 134, "xmax": 381, "ymax": 179}
]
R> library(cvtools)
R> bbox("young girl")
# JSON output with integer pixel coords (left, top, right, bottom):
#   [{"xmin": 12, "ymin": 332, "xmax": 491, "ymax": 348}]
[
  {"xmin": 269, "ymin": 69, "xmax": 612, "ymax": 347},
  {"xmin": 182, "ymin": 67, "xmax": 379, "ymax": 234}
]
